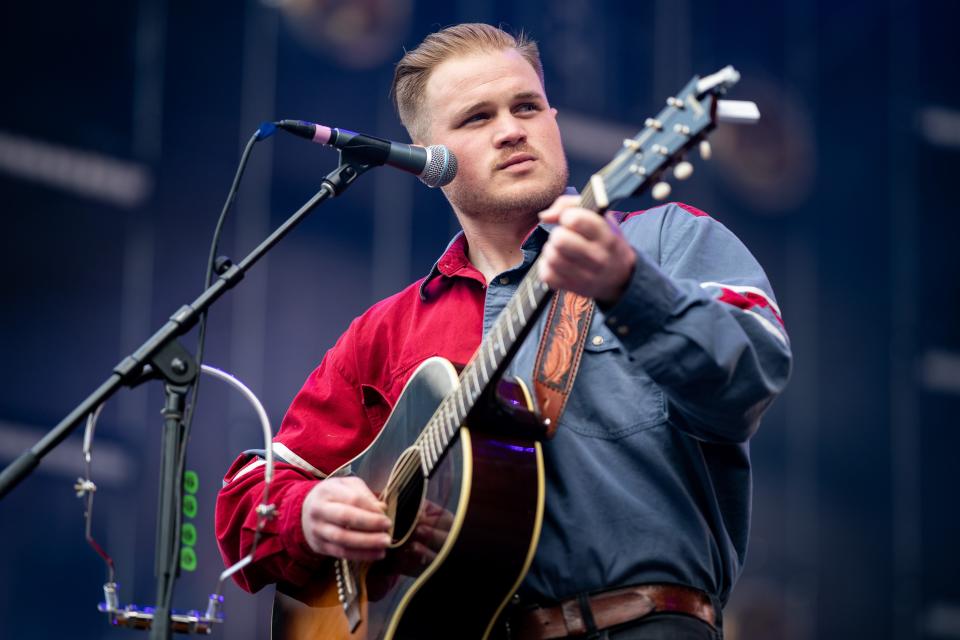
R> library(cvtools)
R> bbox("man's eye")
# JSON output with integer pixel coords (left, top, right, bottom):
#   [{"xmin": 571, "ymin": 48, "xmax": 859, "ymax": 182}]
[
  {"xmin": 517, "ymin": 103, "xmax": 540, "ymax": 113},
  {"xmin": 462, "ymin": 113, "xmax": 487, "ymax": 126}
]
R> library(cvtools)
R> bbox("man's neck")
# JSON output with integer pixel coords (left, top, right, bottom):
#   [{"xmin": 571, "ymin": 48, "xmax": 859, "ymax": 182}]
[{"xmin": 457, "ymin": 212, "xmax": 539, "ymax": 285}]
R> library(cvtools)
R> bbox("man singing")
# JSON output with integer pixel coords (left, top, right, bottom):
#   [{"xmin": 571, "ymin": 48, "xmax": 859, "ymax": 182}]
[{"xmin": 217, "ymin": 23, "xmax": 792, "ymax": 640}]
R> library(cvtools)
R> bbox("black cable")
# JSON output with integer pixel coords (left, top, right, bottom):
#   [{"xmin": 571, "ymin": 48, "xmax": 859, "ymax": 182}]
[{"xmin": 160, "ymin": 123, "xmax": 274, "ymax": 616}]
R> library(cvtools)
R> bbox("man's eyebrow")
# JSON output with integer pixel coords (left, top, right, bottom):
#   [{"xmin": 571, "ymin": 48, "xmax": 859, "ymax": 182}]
[
  {"xmin": 512, "ymin": 91, "xmax": 545, "ymax": 102},
  {"xmin": 450, "ymin": 91, "xmax": 546, "ymax": 122},
  {"xmin": 451, "ymin": 100, "xmax": 493, "ymax": 122}
]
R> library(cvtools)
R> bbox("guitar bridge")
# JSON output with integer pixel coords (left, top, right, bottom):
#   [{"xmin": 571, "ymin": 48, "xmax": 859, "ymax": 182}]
[{"xmin": 335, "ymin": 558, "xmax": 362, "ymax": 632}]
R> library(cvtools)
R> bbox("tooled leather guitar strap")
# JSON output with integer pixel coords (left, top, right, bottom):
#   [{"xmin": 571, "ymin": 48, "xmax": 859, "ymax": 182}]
[{"xmin": 533, "ymin": 290, "xmax": 595, "ymax": 439}]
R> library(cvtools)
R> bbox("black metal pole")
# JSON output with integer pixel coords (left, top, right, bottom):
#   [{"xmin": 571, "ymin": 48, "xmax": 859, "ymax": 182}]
[
  {"xmin": 0, "ymin": 155, "xmax": 372, "ymax": 500},
  {"xmin": 151, "ymin": 383, "xmax": 190, "ymax": 640}
]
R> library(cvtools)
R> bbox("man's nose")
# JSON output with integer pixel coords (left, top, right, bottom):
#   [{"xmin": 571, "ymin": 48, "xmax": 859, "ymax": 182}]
[{"xmin": 493, "ymin": 115, "xmax": 527, "ymax": 148}]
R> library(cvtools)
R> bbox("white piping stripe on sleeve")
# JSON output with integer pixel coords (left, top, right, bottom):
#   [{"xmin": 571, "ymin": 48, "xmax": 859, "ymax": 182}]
[
  {"xmin": 273, "ymin": 442, "xmax": 327, "ymax": 479},
  {"xmin": 744, "ymin": 308, "xmax": 788, "ymax": 346},
  {"xmin": 700, "ymin": 281, "xmax": 782, "ymax": 317},
  {"xmin": 225, "ymin": 458, "xmax": 266, "ymax": 486}
]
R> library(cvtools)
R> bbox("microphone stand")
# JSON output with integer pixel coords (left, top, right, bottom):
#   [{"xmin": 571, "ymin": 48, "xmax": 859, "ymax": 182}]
[{"xmin": 0, "ymin": 152, "xmax": 374, "ymax": 639}]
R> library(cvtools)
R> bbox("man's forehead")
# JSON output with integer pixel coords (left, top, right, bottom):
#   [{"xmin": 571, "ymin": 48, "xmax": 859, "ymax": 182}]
[{"xmin": 425, "ymin": 50, "xmax": 544, "ymax": 112}]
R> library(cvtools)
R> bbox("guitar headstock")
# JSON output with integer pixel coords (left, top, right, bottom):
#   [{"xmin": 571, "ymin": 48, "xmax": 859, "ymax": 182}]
[{"xmin": 582, "ymin": 65, "xmax": 758, "ymax": 210}]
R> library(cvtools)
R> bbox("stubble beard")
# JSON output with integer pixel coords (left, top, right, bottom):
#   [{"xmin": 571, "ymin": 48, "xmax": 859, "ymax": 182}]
[{"xmin": 444, "ymin": 157, "xmax": 570, "ymax": 224}]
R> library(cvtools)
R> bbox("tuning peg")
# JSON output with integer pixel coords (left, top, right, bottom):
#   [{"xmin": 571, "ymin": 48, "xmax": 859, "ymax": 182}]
[
  {"xmin": 674, "ymin": 161, "xmax": 694, "ymax": 181},
  {"xmin": 699, "ymin": 140, "xmax": 712, "ymax": 161},
  {"xmin": 652, "ymin": 181, "xmax": 672, "ymax": 201}
]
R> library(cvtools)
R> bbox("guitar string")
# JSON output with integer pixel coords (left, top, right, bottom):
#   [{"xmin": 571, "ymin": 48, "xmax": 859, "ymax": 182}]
[
  {"xmin": 376, "ymin": 190, "xmax": 595, "ymax": 505},
  {"xmin": 380, "ymin": 306, "xmax": 514, "ymax": 498},
  {"xmin": 378, "ymin": 274, "xmax": 544, "ymax": 502},
  {"xmin": 378, "ymin": 187, "xmax": 597, "ymax": 504},
  {"xmin": 388, "ymin": 274, "xmax": 554, "ymax": 496}
]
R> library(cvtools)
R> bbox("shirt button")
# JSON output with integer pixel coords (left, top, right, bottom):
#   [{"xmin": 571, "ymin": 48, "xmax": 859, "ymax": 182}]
[
  {"xmin": 499, "ymin": 276, "xmax": 510, "ymax": 285},
  {"xmin": 616, "ymin": 325, "xmax": 630, "ymax": 336},
  {"xmin": 591, "ymin": 335, "xmax": 604, "ymax": 346}
]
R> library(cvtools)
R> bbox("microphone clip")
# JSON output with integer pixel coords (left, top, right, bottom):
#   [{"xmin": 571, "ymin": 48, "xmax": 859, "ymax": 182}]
[{"xmin": 321, "ymin": 151, "xmax": 376, "ymax": 197}]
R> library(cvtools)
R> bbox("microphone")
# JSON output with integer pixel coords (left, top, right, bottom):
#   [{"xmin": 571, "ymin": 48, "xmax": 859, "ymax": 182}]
[{"xmin": 275, "ymin": 120, "xmax": 458, "ymax": 188}]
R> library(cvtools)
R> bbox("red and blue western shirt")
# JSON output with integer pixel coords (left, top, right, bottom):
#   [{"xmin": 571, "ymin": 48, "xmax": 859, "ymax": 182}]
[{"xmin": 215, "ymin": 202, "xmax": 792, "ymax": 604}]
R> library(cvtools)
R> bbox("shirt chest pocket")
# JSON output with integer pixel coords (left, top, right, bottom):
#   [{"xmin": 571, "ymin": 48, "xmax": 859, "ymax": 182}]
[{"xmin": 562, "ymin": 318, "xmax": 667, "ymax": 440}]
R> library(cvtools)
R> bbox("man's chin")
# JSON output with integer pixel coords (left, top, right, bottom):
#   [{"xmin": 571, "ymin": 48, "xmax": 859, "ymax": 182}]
[
  {"xmin": 474, "ymin": 191, "xmax": 560, "ymax": 221},
  {"xmin": 445, "ymin": 170, "xmax": 568, "ymax": 221},
  {"xmin": 492, "ymin": 176, "xmax": 566, "ymax": 210}
]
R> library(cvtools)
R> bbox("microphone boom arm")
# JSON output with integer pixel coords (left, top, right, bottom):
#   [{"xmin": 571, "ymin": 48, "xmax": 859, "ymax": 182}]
[{"xmin": 0, "ymin": 150, "xmax": 377, "ymax": 640}]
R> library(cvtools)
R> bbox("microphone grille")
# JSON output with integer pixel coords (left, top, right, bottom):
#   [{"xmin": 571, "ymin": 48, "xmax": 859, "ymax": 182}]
[{"xmin": 419, "ymin": 145, "xmax": 458, "ymax": 188}]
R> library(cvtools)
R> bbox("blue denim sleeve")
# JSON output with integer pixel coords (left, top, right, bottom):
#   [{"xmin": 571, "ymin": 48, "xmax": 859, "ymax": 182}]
[{"xmin": 599, "ymin": 203, "xmax": 792, "ymax": 443}]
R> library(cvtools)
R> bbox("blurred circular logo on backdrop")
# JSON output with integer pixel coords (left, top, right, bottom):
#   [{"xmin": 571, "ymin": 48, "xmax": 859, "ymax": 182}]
[
  {"xmin": 712, "ymin": 75, "xmax": 816, "ymax": 215},
  {"xmin": 274, "ymin": 0, "xmax": 412, "ymax": 69}
]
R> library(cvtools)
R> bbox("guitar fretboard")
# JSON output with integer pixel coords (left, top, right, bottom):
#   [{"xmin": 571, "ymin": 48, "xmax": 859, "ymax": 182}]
[{"xmin": 414, "ymin": 189, "xmax": 601, "ymax": 475}]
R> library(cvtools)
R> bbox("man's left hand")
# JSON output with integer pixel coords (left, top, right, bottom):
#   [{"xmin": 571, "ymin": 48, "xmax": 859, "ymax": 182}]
[{"xmin": 538, "ymin": 195, "xmax": 636, "ymax": 306}]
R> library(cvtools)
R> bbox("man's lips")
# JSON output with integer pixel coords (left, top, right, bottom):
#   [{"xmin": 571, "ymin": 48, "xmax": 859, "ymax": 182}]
[{"xmin": 497, "ymin": 153, "xmax": 537, "ymax": 170}]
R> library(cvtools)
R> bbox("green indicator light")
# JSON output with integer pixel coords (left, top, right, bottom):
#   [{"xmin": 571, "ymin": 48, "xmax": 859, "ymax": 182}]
[
  {"xmin": 183, "ymin": 494, "xmax": 198, "ymax": 519},
  {"xmin": 180, "ymin": 547, "xmax": 197, "ymax": 572},
  {"xmin": 181, "ymin": 522, "xmax": 197, "ymax": 547},
  {"xmin": 183, "ymin": 470, "xmax": 199, "ymax": 495}
]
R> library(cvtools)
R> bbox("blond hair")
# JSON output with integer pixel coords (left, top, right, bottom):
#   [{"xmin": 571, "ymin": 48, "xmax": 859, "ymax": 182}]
[{"xmin": 391, "ymin": 23, "xmax": 544, "ymax": 141}]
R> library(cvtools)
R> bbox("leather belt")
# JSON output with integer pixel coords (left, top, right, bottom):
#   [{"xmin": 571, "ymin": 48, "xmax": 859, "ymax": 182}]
[{"xmin": 509, "ymin": 584, "xmax": 716, "ymax": 640}]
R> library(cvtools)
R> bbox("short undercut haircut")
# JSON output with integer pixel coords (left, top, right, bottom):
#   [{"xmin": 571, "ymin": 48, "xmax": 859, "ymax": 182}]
[{"xmin": 390, "ymin": 23, "xmax": 545, "ymax": 142}]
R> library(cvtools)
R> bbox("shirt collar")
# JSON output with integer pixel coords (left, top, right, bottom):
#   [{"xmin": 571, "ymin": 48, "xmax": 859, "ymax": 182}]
[
  {"xmin": 418, "ymin": 186, "xmax": 576, "ymax": 301},
  {"xmin": 419, "ymin": 222, "xmax": 552, "ymax": 301}
]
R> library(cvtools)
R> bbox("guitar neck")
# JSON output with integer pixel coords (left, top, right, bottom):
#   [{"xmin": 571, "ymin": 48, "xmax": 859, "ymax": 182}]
[{"xmin": 415, "ymin": 190, "xmax": 603, "ymax": 477}]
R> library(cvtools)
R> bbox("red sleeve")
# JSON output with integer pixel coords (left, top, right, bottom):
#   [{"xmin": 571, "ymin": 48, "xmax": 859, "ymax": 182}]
[
  {"xmin": 214, "ymin": 325, "xmax": 380, "ymax": 592},
  {"xmin": 214, "ymin": 459, "xmax": 326, "ymax": 593}
]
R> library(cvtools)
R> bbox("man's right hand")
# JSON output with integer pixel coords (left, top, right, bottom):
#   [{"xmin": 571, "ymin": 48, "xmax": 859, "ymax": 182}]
[{"xmin": 301, "ymin": 477, "xmax": 392, "ymax": 561}]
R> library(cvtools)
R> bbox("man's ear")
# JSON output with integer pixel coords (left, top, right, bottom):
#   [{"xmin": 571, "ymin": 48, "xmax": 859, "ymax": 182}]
[{"xmin": 550, "ymin": 107, "xmax": 559, "ymax": 119}]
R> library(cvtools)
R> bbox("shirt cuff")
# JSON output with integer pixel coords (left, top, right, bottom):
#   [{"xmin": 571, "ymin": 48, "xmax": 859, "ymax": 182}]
[
  {"xmin": 277, "ymin": 479, "xmax": 328, "ymax": 570},
  {"xmin": 599, "ymin": 247, "xmax": 684, "ymax": 350}
]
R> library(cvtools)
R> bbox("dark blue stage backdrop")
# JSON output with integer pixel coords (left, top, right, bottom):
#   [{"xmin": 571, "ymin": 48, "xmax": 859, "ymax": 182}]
[{"xmin": 0, "ymin": 1, "xmax": 957, "ymax": 639}]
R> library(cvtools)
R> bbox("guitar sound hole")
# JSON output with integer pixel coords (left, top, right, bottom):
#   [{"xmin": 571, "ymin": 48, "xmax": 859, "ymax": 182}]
[{"xmin": 392, "ymin": 471, "xmax": 425, "ymax": 544}]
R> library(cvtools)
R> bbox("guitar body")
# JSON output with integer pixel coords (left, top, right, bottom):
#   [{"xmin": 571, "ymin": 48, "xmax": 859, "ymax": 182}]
[{"xmin": 273, "ymin": 357, "xmax": 545, "ymax": 640}]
